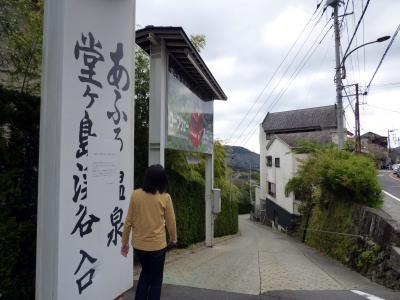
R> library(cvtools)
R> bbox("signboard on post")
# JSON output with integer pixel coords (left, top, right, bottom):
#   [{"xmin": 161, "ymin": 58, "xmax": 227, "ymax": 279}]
[
  {"xmin": 167, "ymin": 69, "xmax": 213, "ymax": 154},
  {"xmin": 135, "ymin": 26, "xmax": 227, "ymax": 248},
  {"xmin": 37, "ymin": 0, "xmax": 135, "ymax": 299}
]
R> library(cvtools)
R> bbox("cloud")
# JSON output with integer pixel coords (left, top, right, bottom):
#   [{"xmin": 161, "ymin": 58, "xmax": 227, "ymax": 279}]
[
  {"xmin": 207, "ymin": 56, "xmax": 237, "ymax": 80},
  {"xmin": 137, "ymin": 0, "xmax": 400, "ymax": 151},
  {"xmin": 262, "ymin": 6, "xmax": 310, "ymax": 48}
]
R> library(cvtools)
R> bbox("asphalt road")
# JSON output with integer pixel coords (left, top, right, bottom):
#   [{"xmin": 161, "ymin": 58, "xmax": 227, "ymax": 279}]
[
  {"xmin": 120, "ymin": 283, "xmax": 400, "ymax": 300},
  {"xmin": 378, "ymin": 170, "xmax": 400, "ymax": 222},
  {"xmin": 121, "ymin": 215, "xmax": 399, "ymax": 299}
]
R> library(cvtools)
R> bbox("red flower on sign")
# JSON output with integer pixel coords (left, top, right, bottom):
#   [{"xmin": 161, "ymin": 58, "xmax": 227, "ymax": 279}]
[{"xmin": 189, "ymin": 112, "xmax": 204, "ymax": 148}]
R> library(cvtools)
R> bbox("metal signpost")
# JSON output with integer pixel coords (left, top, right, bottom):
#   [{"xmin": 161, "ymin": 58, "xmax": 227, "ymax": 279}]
[
  {"xmin": 36, "ymin": 0, "xmax": 136, "ymax": 299},
  {"xmin": 136, "ymin": 27, "xmax": 227, "ymax": 247}
]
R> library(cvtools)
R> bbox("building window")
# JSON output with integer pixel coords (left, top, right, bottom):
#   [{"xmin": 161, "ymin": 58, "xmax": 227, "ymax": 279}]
[
  {"xmin": 267, "ymin": 181, "xmax": 276, "ymax": 198},
  {"xmin": 266, "ymin": 156, "xmax": 272, "ymax": 167},
  {"xmin": 275, "ymin": 158, "xmax": 280, "ymax": 168}
]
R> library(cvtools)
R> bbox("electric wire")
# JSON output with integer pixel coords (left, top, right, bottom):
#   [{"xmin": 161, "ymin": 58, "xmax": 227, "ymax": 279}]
[
  {"xmin": 344, "ymin": 112, "xmax": 354, "ymax": 132},
  {"xmin": 366, "ymin": 104, "xmax": 400, "ymax": 115},
  {"xmin": 231, "ymin": 9, "xmax": 328, "ymax": 145},
  {"xmin": 343, "ymin": 87, "xmax": 355, "ymax": 114},
  {"xmin": 236, "ymin": 21, "xmax": 332, "ymax": 147},
  {"xmin": 366, "ymin": 24, "xmax": 400, "ymax": 93},
  {"xmin": 225, "ymin": 1, "xmax": 324, "ymax": 143},
  {"xmin": 368, "ymin": 82, "xmax": 400, "ymax": 88},
  {"xmin": 351, "ymin": 0, "xmax": 362, "ymax": 84},
  {"xmin": 362, "ymin": 0, "xmax": 366, "ymax": 86},
  {"xmin": 341, "ymin": 0, "xmax": 371, "ymax": 66},
  {"xmin": 339, "ymin": 0, "xmax": 350, "ymax": 30},
  {"xmin": 296, "ymin": 38, "xmax": 332, "ymax": 109},
  {"xmin": 238, "ymin": 22, "xmax": 333, "ymax": 145}
]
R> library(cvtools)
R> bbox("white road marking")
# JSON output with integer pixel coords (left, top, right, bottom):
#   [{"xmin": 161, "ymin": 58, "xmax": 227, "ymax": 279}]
[
  {"xmin": 383, "ymin": 190, "xmax": 400, "ymax": 203},
  {"xmin": 350, "ymin": 290, "xmax": 385, "ymax": 300}
]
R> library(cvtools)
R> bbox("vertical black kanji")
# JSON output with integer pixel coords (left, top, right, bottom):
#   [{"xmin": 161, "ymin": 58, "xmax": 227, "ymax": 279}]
[
  {"xmin": 107, "ymin": 207, "xmax": 123, "ymax": 246},
  {"xmin": 74, "ymin": 250, "xmax": 97, "ymax": 295},
  {"xmin": 71, "ymin": 204, "xmax": 100, "ymax": 238}
]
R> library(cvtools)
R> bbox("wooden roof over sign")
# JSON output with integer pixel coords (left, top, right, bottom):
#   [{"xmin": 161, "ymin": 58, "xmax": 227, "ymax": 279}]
[{"xmin": 135, "ymin": 26, "xmax": 227, "ymax": 101}]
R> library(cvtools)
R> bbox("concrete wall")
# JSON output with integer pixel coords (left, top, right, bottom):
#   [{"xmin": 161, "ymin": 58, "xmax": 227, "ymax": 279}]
[
  {"xmin": 259, "ymin": 128, "xmax": 338, "ymax": 217},
  {"xmin": 259, "ymin": 129, "xmax": 298, "ymax": 215},
  {"xmin": 266, "ymin": 138, "xmax": 295, "ymax": 214},
  {"xmin": 259, "ymin": 125, "xmax": 268, "ymax": 199}
]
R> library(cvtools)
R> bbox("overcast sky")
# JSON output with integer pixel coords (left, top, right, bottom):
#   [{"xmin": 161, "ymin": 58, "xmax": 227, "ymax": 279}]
[{"xmin": 137, "ymin": 0, "xmax": 400, "ymax": 154}]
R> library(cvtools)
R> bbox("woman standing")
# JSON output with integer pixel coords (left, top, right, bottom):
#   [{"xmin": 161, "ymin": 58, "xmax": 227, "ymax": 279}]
[{"xmin": 121, "ymin": 164, "xmax": 177, "ymax": 300}]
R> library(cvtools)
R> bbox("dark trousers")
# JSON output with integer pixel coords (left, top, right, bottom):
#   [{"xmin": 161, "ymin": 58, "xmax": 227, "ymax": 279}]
[{"xmin": 134, "ymin": 247, "xmax": 167, "ymax": 300}]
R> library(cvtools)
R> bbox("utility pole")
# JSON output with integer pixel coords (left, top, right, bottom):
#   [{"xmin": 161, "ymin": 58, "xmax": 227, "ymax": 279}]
[
  {"xmin": 355, "ymin": 84, "xmax": 361, "ymax": 153},
  {"xmin": 332, "ymin": 1, "xmax": 345, "ymax": 149}
]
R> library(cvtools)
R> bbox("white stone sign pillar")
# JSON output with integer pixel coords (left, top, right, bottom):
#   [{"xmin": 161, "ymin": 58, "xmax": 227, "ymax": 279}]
[{"xmin": 36, "ymin": 0, "xmax": 136, "ymax": 299}]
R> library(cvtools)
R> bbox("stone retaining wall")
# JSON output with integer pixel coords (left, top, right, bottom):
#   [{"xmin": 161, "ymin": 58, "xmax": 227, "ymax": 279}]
[{"xmin": 353, "ymin": 206, "xmax": 400, "ymax": 289}]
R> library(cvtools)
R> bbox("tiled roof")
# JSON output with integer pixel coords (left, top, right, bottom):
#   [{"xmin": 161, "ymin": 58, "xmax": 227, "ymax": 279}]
[
  {"xmin": 360, "ymin": 132, "xmax": 387, "ymax": 139},
  {"xmin": 262, "ymin": 105, "xmax": 337, "ymax": 134},
  {"xmin": 266, "ymin": 130, "xmax": 336, "ymax": 150}
]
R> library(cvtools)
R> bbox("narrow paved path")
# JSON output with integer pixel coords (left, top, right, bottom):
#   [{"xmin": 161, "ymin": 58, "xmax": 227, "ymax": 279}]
[{"xmin": 162, "ymin": 215, "xmax": 385, "ymax": 295}]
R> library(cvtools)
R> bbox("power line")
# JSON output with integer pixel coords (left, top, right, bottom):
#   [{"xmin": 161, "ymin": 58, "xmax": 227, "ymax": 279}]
[
  {"xmin": 269, "ymin": 25, "xmax": 333, "ymax": 112},
  {"xmin": 366, "ymin": 104, "xmax": 400, "ymax": 115},
  {"xmin": 342, "ymin": 0, "xmax": 371, "ymax": 63},
  {"xmin": 366, "ymin": 24, "xmax": 400, "ymax": 93},
  {"xmin": 238, "ymin": 23, "xmax": 333, "ymax": 147},
  {"xmin": 296, "ymin": 38, "xmax": 332, "ymax": 109},
  {"xmin": 237, "ymin": 22, "xmax": 333, "ymax": 147},
  {"xmin": 343, "ymin": 87, "xmax": 355, "ymax": 114},
  {"xmin": 344, "ymin": 112, "xmax": 353, "ymax": 132},
  {"xmin": 231, "ymin": 10, "xmax": 328, "ymax": 145},
  {"xmin": 351, "ymin": 0, "xmax": 361, "ymax": 84},
  {"xmin": 368, "ymin": 82, "xmax": 400, "ymax": 88},
  {"xmin": 362, "ymin": 0, "xmax": 366, "ymax": 86},
  {"xmin": 225, "ymin": 1, "xmax": 324, "ymax": 143},
  {"xmin": 339, "ymin": 0, "xmax": 351, "ymax": 30}
]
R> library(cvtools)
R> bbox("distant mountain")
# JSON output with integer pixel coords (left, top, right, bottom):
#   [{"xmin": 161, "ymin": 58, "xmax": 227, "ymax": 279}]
[{"xmin": 224, "ymin": 145, "xmax": 260, "ymax": 171}]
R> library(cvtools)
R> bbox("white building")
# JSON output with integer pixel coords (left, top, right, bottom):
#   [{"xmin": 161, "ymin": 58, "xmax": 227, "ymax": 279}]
[{"xmin": 258, "ymin": 105, "xmax": 338, "ymax": 230}]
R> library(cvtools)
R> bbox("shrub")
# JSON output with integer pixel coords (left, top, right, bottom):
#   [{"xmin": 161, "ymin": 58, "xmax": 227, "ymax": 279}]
[
  {"xmin": 286, "ymin": 143, "xmax": 383, "ymax": 208},
  {"xmin": 0, "ymin": 87, "xmax": 39, "ymax": 299}
]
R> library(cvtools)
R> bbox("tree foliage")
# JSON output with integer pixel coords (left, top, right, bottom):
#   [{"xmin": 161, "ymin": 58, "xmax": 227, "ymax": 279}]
[
  {"xmin": 0, "ymin": 87, "xmax": 40, "ymax": 299},
  {"xmin": 134, "ymin": 46, "xmax": 150, "ymax": 188},
  {"xmin": 286, "ymin": 143, "xmax": 383, "ymax": 208},
  {"xmin": 0, "ymin": 0, "xmax": 43, "ymax": 94},
  {"xmin": 190, "ymin": 34, "xmax": 206, "ymax": 52}
]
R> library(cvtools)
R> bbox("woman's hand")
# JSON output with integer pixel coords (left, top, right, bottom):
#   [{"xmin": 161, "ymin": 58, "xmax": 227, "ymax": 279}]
[
  {"xmin": 167, "ymin": 241, "xmax": 177, "ymax": 250},
  {"xmin": 120, "ymin": 243, "xmax": 129, "ymax": 257}
]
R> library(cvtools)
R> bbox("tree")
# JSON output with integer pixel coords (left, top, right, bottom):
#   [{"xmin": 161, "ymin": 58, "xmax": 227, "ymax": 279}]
[
  {"xmin": 0, "ymin": 87, "xmax": 40, "ymax": 299},
  {"xmin": 134, "ymin": 46, "xmax": 150, "ymax": 188},
  {"xmin": 285, "ymin": 144, "xmax": 383, "ymax": 209},
  {"xmin": 190, "ymin": 34, "xmax": 206, "ymax": 52},
  {"xmin": 0, "ymin": 0, "xmax": 43, "ymax": 94}
]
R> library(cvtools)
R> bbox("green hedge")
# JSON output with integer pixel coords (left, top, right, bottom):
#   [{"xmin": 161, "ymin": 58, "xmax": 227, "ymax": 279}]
[
  {"xmin": 167, "ymin": 169, "xmax": 205, "ymax": 246},
  {"xmin": 302, "ymin": 201, "xmax": 385, "ymax": 273},
  {"xmin": 214, "ymin": 188, "xmax": 238, "ymax": 237},
  {"xmin": 0, "ymin": 86, "xmax": 39, "ymax": 299}
]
